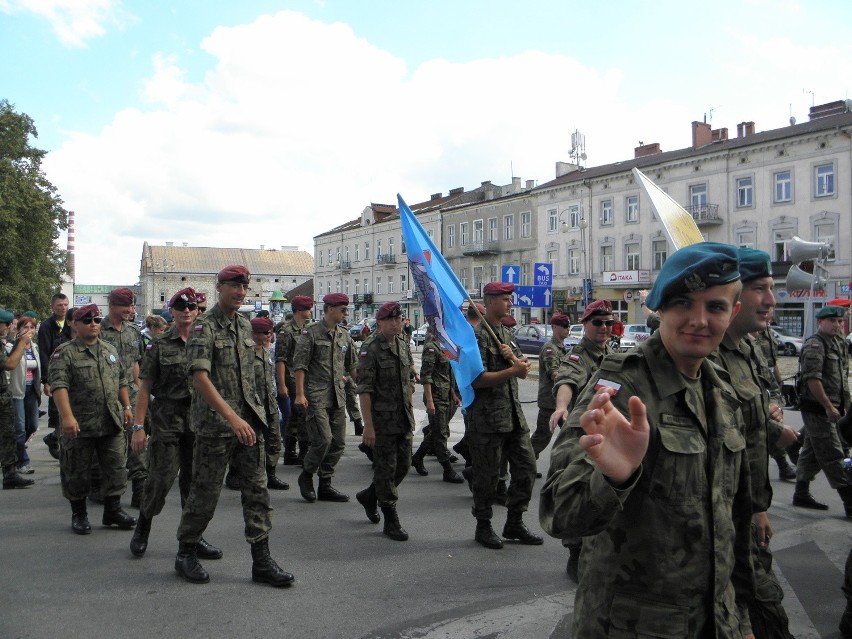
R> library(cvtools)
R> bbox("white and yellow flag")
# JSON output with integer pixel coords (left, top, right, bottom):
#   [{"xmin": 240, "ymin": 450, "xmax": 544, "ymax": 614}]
[{"xmin": 632, "ymin": 168, "xmax": 704, "ymax": 250}]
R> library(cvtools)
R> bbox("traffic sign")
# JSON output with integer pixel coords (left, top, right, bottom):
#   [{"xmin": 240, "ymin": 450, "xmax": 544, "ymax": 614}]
[
  {"xmin": 501, "ymin": 265, "xmax": 520, "ymax": 284},
  {"xmin": 512, "ymin": 285, "xmax": 552, "ymax": 308},
  {"xmin": 534, "ymin": 263, "xmax": 553, "ymax": 287}
]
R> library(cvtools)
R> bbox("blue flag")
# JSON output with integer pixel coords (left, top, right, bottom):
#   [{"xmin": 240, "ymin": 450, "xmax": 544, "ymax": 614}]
[{"xmin": 398, "ymin": 194, "xmax": 483, "ymax": 409}]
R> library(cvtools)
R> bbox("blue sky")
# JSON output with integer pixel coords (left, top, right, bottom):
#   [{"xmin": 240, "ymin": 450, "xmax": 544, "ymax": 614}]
[{"xmin": 1, "ymin": 0, "xmax": 850, "ymax": 283}]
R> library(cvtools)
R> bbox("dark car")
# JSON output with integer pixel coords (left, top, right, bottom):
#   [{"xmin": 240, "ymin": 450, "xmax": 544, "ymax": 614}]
[
  {"xmin": 349, "ymin": 319, "xmax": 376, "ymax": 341},
  {"xmin": 513, "ymin": 324, "xmax": 577, "ymax": 355}
]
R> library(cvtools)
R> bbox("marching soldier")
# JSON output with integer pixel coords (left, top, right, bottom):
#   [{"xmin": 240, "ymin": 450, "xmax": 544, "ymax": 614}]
[{"xmin": 531, "ymin": 313, "xmax": 573, "ymax": 459}]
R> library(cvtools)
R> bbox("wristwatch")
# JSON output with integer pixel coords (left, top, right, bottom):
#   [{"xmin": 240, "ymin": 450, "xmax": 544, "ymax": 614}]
[{"xmin": 131, "ymin": 424, "xmax": 145, "ymax": 432}]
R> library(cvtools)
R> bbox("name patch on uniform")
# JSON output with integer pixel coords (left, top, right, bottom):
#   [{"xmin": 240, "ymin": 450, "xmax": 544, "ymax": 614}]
[{"xmin": 594, "ymin": 378, "xmax": 621, "ymax": 395}]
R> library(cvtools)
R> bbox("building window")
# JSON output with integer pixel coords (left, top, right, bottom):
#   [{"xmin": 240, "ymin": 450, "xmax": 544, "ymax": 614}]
[
  {"xmin": 318, "ymin": 282, "xmax": 323, "ymax": 296},
  {"xmin": 447, "ymin": 225, "xmax": 455, "ymax": 248},
  {"xmin": 460, "ymin": 222, "xmax": 469, "ymax": 245},
  {"xmin": 774, "ymin": 170, "xmax": 793, "ymax": 203},
  {"xmin": 460, "ymin": 268, "xmax": 468, "ymax": 289},
  {"xmin": 400, "ymin": 236, "xmax": 406, "ymax": 254},
  {"xmin": 355, "ymin": 243, "xmax": 360, "ymax": 261},
  {"xmin": 319, "ymin": 252, "xmax": 324, "ymax": 267},
  {"xmin": 625, "ymin": 242, "xmax": 640, "ymax": 270},
  {"xmin": 376, "ymin": 277, "xmax": 382, "ymax": 295},
  {"xmin": 601, "ymin": 245, "xmax": 614, "ymax": 271},
  {"xmin": 388, "ymin": 238, "xmax": 394, "ymax": 257},
  {"xmin": 736, "ymin": 229, "xmax": 755, "ymax": 248},
  {"xmin": 504, "ymin": 215, "xmax": 514, "ymax": 240},
  {"xmin": 600, "ymin": 200, "xmax": 613, "ymax": 226},
  {"xmin": 400, "ymin": 274, "xmax": 407, "ymax": 293},
  {"xmin": 569, "ymin": 249, "xmax": 580, "ymax": 275},
  {"xmin": 736, "ymin": 176, "xmax": 753, "ymax": 208},
  {"xmin": 473, "ymin": 219, "xmax": 484, "ymax": 244},
  {"xmin": 814, "ymin": 221, "xmax": 837, "ymax": 261},
  {"xmin": 327, "ymin": 249, "xmax": 332, "ymax": 266},
  {"xmin": 376, "ymin": 239, "xmax": 382, "ymax": 257},
  {"xmin": 653, "ymin": 240, "xmax": 667, "ymax": 270},
  {"xmin": 387, "ymin": 276, "xmax": 394, "ymax": 294},
  {"xmin": 488, "ymin": 217, "xmax": 498, "ymax": 242},
  {"xmin": 626, "ymin": 196, "xmax": 639, "ymax": 223},
  {"xmin": 815, "ymin": 163, "xmax": 835, "ymax": 198},
  {"xmin": 521, "ymin": 211, "xmax": 531, "ymax": 238},
  {"xmin": 490, "ymin": 263, "xmax": 498, "ymax": 282},
  {"xmin": 344, "ymin": 279, "xmax": 349, "ymax": 295},
  {"xmin": 548, "ymin": 209, "xmax": 558, "ymax": 233},
  {"xmin": 344, "ymin": 246, "xmax": 350, "ymax": 262},
  {"xmin": 521, "ymin": 263, "xmax": 530, "ymax": 285},
  {"xmin": 354, "ymin": 279, "xmax": 360, "ymax": 295},
  {"xmin": 690, "ymin": 183, "xmax": 708, "ymax": 207},
  {"xmin": 365, "ymin": 241, "xmax": 370, "ymax": 260},
  {"xmin": 546, "ymin": 249, "xmax": 558, "ymax": 275},
  {"xmin": 336, "ymin": 247, "xmax": 340, "ymax": 264},
  {"xmin": 427, "ymin": 229, "xmax": 434, "ymax": 240},
  {"xmin": 473, "ymin": 266, "xmax": 483, "ymax": 291},
  {"xmin": 773, "ymin": 228, "xmax": 793, "ymax": 261},
  {"xmin": 568, "ymin": 205, "xmax": 581, "ymax": 228},
  {"xmin": 160, "ymin": 291, "xmax": 166, "ymax": 303}
]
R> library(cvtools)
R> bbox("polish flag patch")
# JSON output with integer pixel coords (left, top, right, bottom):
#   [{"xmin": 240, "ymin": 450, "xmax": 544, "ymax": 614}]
[
  {"xmin": 568, "ymin": 354, "xmax": 580, "ymax": 362},
  {"xmin": 594, "ymin": 379, "xmax": 621, "ymax": 395}
]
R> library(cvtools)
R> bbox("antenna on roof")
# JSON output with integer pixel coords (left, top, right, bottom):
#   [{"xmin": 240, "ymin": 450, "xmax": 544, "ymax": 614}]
[{"xmin": 569, "ymin": 129, "xmax": 587, "ymax": 167}]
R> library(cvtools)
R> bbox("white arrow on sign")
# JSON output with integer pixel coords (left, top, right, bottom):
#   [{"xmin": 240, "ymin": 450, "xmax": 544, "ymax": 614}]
[
  {"xmin": 512, "ymin": 292, "xmax": 519, "ymax": 305},
  {"xmin": 544, "ymin": 289, "xmax": 551, "ymax": 305},
  {"xmin": 537, "ymin": 264, "xmax": 550, "ymax": 274},
  {"xmin": 505, "ymin": 267, "xmax": 517, "ymax": 283},
  {"xmin": 521, "ymin": 295, "xmax": 532, "ymax": 305}
]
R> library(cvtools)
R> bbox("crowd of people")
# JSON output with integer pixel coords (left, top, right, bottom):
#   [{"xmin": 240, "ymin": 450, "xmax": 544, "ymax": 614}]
[{"xmin": 2, "ymin": 242, "xmax": 852, "ymax": 636}]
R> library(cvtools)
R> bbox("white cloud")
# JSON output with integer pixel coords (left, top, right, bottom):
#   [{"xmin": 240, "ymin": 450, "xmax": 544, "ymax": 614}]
[{"xmin": 0, "ymin": 0, "xmax": 126, "ymax": 47}]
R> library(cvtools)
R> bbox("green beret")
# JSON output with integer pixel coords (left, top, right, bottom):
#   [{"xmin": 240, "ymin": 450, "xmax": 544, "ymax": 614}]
[
  {"xmin": 645, "ymin": 242, "xmax": 740, "ymax": 311},
  {"xmin": 737, "ymin": 248, "xmax": 772, "ymax": 282},
  {"xmin": 0, "ymin": 309, "xmax": 13, "ymax": 323},
  {"xmin": 816, "ymin": 305, "xmax": 846, "ymax": 319}
]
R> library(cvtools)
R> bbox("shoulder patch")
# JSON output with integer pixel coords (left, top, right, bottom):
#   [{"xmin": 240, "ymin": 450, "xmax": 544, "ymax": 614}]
[
  {"xmin": 568, "ymin": 354, "xmax": 580, "ymax": 362},
  {"xmin": 359, "ymin": 349, "xmax": 369, "ymax": 358},
  {"xmin": 194, "ymin": 323, "xmax": 204, "ymax": 332},
  {"xmin": 594, "ymin": 379, "xmax": 622, "ymax": 395}
]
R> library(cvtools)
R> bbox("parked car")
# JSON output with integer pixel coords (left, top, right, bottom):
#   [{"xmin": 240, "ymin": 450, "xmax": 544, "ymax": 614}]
[
  {"xmin": 770, "ymin": 327, "xmax": 803, "ymax": 356},
  {"xmin": 412, "ymin": 323, "xmax": 429, "ymax": 345},
  {"xmin": 513, "ymin": 324, "xmax": 578, "ymax": 355},
  {"xmin": 618, "ymin": 324, "xmax": 652, "ymax": 351},
  {"xmin": 349, "ymin": 318, "xmax": 376, "ymax": 341},
  {"xmin": 569, "ymin": 324, "xmax": 584, "ymax": 340}
]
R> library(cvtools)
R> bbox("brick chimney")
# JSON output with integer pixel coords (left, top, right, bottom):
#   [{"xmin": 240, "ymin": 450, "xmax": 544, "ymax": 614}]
[
  {"xmin": 692, "ymin": 121, "xmax": 712, "ymax": 148},
  {"xmin": 634, "ymin": 142, "xmax": 662, "ymax": 158}
]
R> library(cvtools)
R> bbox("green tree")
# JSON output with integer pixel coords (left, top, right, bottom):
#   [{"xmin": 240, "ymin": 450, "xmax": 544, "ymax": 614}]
[{"xmin": 0, "ymin": 99, "xmax": 68, "ymax": 316}]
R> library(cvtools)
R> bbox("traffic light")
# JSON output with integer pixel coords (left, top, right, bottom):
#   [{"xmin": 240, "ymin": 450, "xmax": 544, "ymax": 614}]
[{"xmin": 785, "ymin": 236, "xmax": 830, "ymax": 294}]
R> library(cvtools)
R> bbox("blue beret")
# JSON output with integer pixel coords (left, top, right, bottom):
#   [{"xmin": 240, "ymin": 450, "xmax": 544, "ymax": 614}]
[
  {"xmin": 0, "ymin": 309, "xmax": 13, "ymax": 323},
  {"xmin": 645, "ymin": 242, "xmax": 740, "ymax": 311},
  {"xmin": 816, "ymin": 305, "xmax": 846, "ymax": 319},
  {"xmin": 737, "ymin": 248, "xmax": 772, "ymax": 282}
]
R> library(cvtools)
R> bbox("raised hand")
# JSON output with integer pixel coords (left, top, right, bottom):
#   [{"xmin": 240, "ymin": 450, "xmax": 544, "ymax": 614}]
[{"xmin": 578, "ymin": 391, "xmax": 649, "ymax": 485}]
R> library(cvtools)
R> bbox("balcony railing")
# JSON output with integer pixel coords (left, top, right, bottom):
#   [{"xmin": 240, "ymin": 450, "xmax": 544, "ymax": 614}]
[
  {"xmin": 462, "ymin": 241, "xmax": 501, "ymax": 256},
  {"xmin": 684, "ymin": 203, "xmax": 722, "ymax": 225},
  {"xmin": 376, "ymin": 253, "xmax": 396, "ymax": 266},
  {"xmin": 336, "ymin": 260, "xmax": 351, "ymax": 272}
]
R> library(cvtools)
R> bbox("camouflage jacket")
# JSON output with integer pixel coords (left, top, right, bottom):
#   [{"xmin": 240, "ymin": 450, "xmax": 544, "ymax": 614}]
[
  {"xmin": 551, "ymin": 336, "xmax": 612, "ymax": 413},
  {"xmin": 536, "ymin": 336, "xmax": 570, "ymax": 411},
  {"xmin": 99, "ymin": 317, "xmax": 143, "ymax": 380},
  {"xmin": 274, "ymin": 318, "xmax": 313, "ymax": 387},
  {"xmin": 292, "ymin": 320, "xmax": 356, "ymax": 408},
  {"xmin": 419, "ymin": 334, "xmax": 456, "ymax": 406},
  {"xmin": 356, "ymin": 332, "xmax": 415, "ymax": 435},
  {"xmin": 139, "ymin": 325, "xmax": 192, "ymax": 402},
  {"xmin": 800, "ymin": 330, "xmax": 851, "ymax": 411},
  {"xmin": 254, "ymin": 345, "xmax": 279, "ymax": 422}
]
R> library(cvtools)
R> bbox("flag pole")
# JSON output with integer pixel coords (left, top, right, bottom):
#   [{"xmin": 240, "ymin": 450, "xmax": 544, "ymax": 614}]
[{"xmin": 463, "ymin": 294, "xmax": 522, "ymax": 364}]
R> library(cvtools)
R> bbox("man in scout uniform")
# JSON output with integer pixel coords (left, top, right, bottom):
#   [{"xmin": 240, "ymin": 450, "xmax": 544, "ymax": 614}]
[
  {"xmin": 175, "ymin": 265, "xmax": 293, "ymax": 588},
  {"xmin": 354, "ymin": 302, "xmax": 417, "ymax": 540},
  {"xmin": 793, "ymin": 304, "xmax": 852, "ymax": 515},
  {"xmin": 250, "ymin": 315, "xmax": 288, "ymax": 491},
  {"xmin": 1, "ymin": 309, "xmax": 35, "ymax": 489},
  {"xmin": 540, "ymin": 242, "xmax": 756, "ymax": 638},
  {"xmin": 467, "ymin": 281, "xmax": 542, "ymax": 550},
  {"xmin": 128, "ymin": 288, "xmax": 222, "ymax": 559},
  {"xmin": 275, "ymin": 295, "xmax": 314, "ymax": 465},
  {"xmin": 49, "ymin": 304, "xmax": 137, "ymax": 533},
  {"xmin": 292, "ymin": 293, "xmax": 356, "ymax": 504}
]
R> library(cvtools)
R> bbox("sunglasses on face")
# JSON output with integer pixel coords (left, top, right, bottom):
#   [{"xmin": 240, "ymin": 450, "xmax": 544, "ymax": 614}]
[
  {"xmin": 590, "ymin": 319, "xmax": 615, "ymax": 327},
  {"xmin": 79, "ymin": 317, "xmax": 103, "ymax": 325},
  {"xmin": 172, "ymin": 302, "xmax": 198, "ymax": 311}
]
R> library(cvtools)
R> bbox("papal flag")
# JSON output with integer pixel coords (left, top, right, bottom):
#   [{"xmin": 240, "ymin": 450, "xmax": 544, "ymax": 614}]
[{"xmin": 398, "ymin": 194, "xmax": 483, "ymax": 409}]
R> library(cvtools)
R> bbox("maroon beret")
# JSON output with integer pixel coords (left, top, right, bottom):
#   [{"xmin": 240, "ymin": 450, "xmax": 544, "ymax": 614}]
[
  {"xmin": 73, "ymin": 304, "xmax": 101, "ymax": 321},
  {"xmin": 500, "ymin": 315, "xmax": 517, "ymax": 327},
  {"xmin": 483, "ymin": 282, "xmax": 514, "ymax": 295},
  {"xmin": 375, "ymin": 302, "xmax": 402, "ymax": 320},
  {"xmin": 550, "ymin": 313, "xmax": 571, "ymax": 328},
  {"xmin": 195, "ymin": 293, "xmax": 207, "ymax": 304},
  {"xmin": 108, "ymin": 287, "xmax": 135, "ymax": 306},
  {"xmin": 169, "ymin": 287, "xmax": 197, "ymax": 307},
  {"xmin": 217, "ymin": 265, "xmax": 250, "ymax": 284},
  {"xmin": 250, "ymin": 317, "xmax": 274, "ymax": 333},
  {"xmin": 291, "ymin": 295, "xmax": 314, "ymax": 311},
  {"xmin": 580, "ymin": 299, "xmax": 613, "ymax": 323},
  {"xmin": 323, "ymin": 293, "xmax": 349, "ymax": 306}
]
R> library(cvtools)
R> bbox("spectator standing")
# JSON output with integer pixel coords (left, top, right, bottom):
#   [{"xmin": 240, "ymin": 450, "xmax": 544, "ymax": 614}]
[
  {"xmin": 37, "ymin": 293, "xmax": 71, "ymax": 459},
  {"xmin": 1, "ymin": 309, "xmax": 35, "ymax": 489},
  {"xmin": 6, "ymin": 315, "xmax": 41, "ymax": 474}
]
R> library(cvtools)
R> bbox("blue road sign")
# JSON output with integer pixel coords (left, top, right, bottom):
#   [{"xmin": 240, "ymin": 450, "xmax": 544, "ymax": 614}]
[
  {"xmin": 513, "ymin": 285, "xmax": 553, "ymax": 308},
  {"xmin": 534, "ymin": 263, "xmax": 553, "ymax": 287},
  {"xmin": 502, "ymin": 265, "xmax": 520, "ymax": 284}
]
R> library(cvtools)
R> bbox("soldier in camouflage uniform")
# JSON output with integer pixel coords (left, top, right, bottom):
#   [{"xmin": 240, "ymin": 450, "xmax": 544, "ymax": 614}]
[
  {"xmin": 466, "ymin": 282, "xmax": 542, "ymax": 550},
  {"xmin": 274, "ymin": 295, "xmax": 314, "ymax": 464},
  {"xmin": 1, "ymin": 310, "xmax": 35, "ymax": 489},
  {"xmin": 540, "ymin": 242, "xmax": 755, "ymax": 638},
  {"xmin": 175, "ymin": 266, "xmax": 293, "ymax": 588},
  {"xmin": 49, "ymin": 304, "xmax": 137, "ymax": 534},
  {"xmin": 410, "ymin": 327, "xmax": 463, "ymax": 483},
  {"xmin": 355, "ymin": 302, "xmax": 416, "ymax": 540},
  {"xmin": 292, "ymin": 293, "xmax": 356, "ymax": 504},
  {"xmin": 128, "ymin": 288, "xmax": 222, "ymax": 559},
  {"xmin": 250, "ymin": 316, "xmax": 288, "ymax": 491},
  {"xmin": 100, "ymin": 287, "xmax": 147, "ymax": 507},
  {"xmin": 547, "ymin": 301, "xmax": 615, "ymax": 581},
  {"xmin": 793, "ymin": 304, "xmax": 852, "ymax": 516},
  {"xmin": 532, "ymin": 313, "xmax": 574, "ymax": 457},
  {"xmin": 708, "ymin": 249, "xmax": 796, "ymax": 638}
]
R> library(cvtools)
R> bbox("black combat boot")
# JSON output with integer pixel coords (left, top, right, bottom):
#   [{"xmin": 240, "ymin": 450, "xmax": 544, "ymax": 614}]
[
  {"xmin": 356, "ymin": 484, "xmax": 380, "ymax": 523},
  {"xmin": 354, "ymin": 419, "xmax": 364, "ymax": 436},
  {"xmin": 837, "ymin": 485, "xmax": 852, "ymax": 518},
  {"xmin": 475, "ymin": 519, "xmax": 503, "ymax": 549},
  {"xmin": 282, "ymin": 448, "xmax": 300, "ymax": 466},
  {"xmin": 775, "ymin": 454, "xmax": 797, "ymax": 481},
  {"xmin": 70, "ymin": 499, "xmax": 92, "ymax": 535},
  {"xmin": 3, "ymin": 466, "xmax": 34, "ymax": 489},
  {"xmin": 251, "ymin": 538, "xmax": 294, "ymax": 587},
  {"xmin": 502, "ymin": 511, "xmax": 544, "ymax": 545},
  {"xmin": 130, "ymin": 478, "xmax": 145, "ymax": 508},
  {"xmin": 298, "ymin": 471, "xmax": 316, "ymax": 502},
  {"xmin": 130, "ymin": 512, "xmax": 152, "ymax": 557},
  {"xmin": 196, "ymin": 538, "xmax": 223, "ymax": 560},
  {"xmin": 565, "ymin": 542, "xmax": 582, "ymax": 584},
  {"xmin": 175, "ymin": 543, "xmax": 209, "ymax": 583},
  {"xmin": 792, "ymin": 480, "xmax": 829, "ymax": 510},
  {"xmin": 102, "ymin": 495, "xmax": 137, "ymax": 529},
  {"xmin": 440, "ymin": 460, "xmax": 464, "ymax": 484},
  {"xmin": 358, "ymin": 442, "xmax": 374, "ymax": 462},
  {"xmin": 266, "ymin": 466, "xmax": 290, "ymax": 490},
  {"xmin": 224, "ymin": 466, "xmax": 240, "ymax": 491},
  {"xmin": 380, "ymin": 505, "xmax": 408, "ymax": 541},
  {"xmin": 411, "ymin": 444, "xmax": 429, "ymax": 476},
  {"xmin": 317, "ymin": 477, "xmax": 349, "ymax": 502}
]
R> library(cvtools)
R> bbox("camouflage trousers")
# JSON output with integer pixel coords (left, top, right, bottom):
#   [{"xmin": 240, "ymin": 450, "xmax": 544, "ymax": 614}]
[
  {"xmin": 531, "ymin": 408, "xmax": 555, "ymax": 458},
  {"xmin": 345, "ymin": 378, "xmax": 361, "ymax": 423},
  {"xmin": 303, "ymin": 404, "xmax": 346, "ymax": 479},
  {"xmin": 372, "ymin": 431, "xmax": 412, "ymax": 507},
  {"xmin": 423, "ymin": 401, "xmax": 456, "ymax": 463},
  {"xmin": 140, "ymin": 398, "xmax": 194, "ymax": 519},
  {"xmin": 0, "ymin": 390, "xmax": 17, "ymax": 470},
  {"xmin": 177, "ymin": 431, "xmax": 272, "ymax": 545},
  {"xmin": 262, "ymin": 411, "xmax": 282, "ymax": 468},
  {"xmin": 60, "ymin": 431, "xmax": 128, "ymax": 501},
  {"xmin": 467, "ymin": 422, "xmax": 537, "ymax": 521},
  {"xmin": 284, "ymin": 379, "xmax": 308, "ymax": 450},
  {"xmin": 797, "ymin": 410, "xmax": 848, "ymax": 488},
  {"xmin": 747, "ymin": 522, "xmax": 793, "ymax": 639}
]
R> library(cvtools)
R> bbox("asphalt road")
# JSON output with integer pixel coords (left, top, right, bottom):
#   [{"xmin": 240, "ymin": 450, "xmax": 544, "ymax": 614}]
[{"xmin": 2, "ymin": 354, "xmax": 849, "ymax": 639}]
